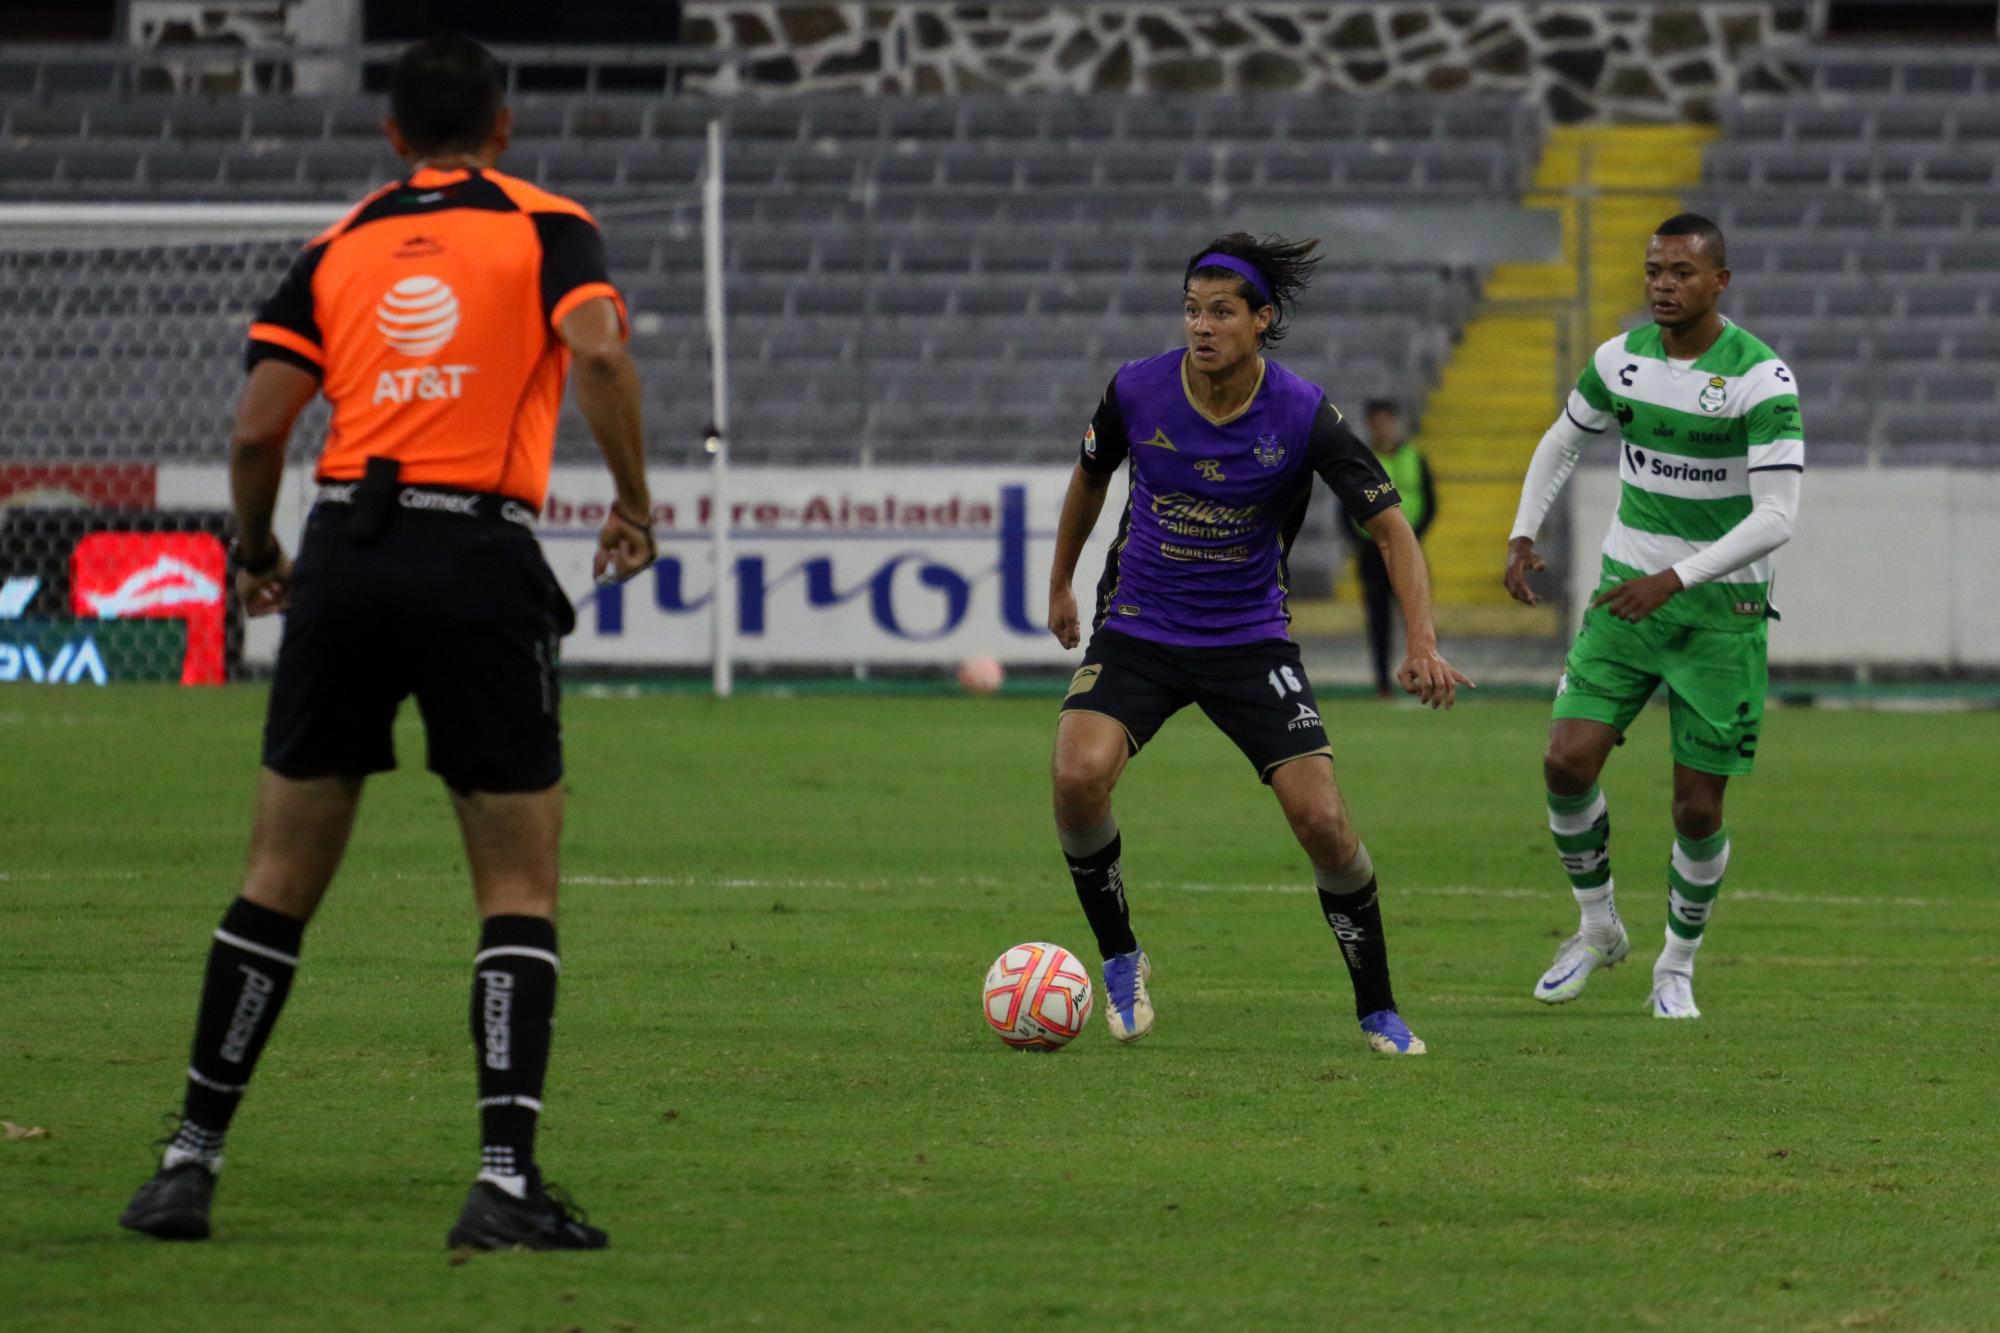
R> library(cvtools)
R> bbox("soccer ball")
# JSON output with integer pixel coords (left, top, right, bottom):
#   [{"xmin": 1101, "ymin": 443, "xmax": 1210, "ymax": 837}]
[
  {"xmin": 957, "ymin": 655, "xmax": 1005, "ymax": 694},
  {"xmin": 982, "ymin": 942, "xmax": 1093, "ymax": 1050}
]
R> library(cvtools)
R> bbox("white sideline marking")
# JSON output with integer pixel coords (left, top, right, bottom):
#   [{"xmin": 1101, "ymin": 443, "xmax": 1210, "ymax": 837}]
[
  {"xmin": 0, "ymin": 869, "xmax": 1971, "ymax": 913},
  {"xmin": 559, "ymin": 873, "xmax": 1971, "ymax": 912}
]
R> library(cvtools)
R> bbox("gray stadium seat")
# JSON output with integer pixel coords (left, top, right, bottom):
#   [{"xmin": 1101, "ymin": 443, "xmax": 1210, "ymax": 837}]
[
  {"xmin": 249, "ymin": 99, "xmax": 330, "ymax": 139},
  {"xmin": 0, "ymin": 147, "xmax": 62, "ymax": 184},
  {"xmin": 653, "ymin": 102, "xmax": 721, "ymax": 140},
  {"xmin": 728, "ymin": 103, "xmax": 805, "ymax": 141},
  {"xmin": 571, "ymin": 99, "xmax": 648, "ymax": 140},
  {"xmin": 6, "ymin": 86, "xmax": 1515, "ymax": 465},
  {"xmin": 5, "ymin": 102, "xmax": 86, "ymax": 137},
  {"xmin": 881, "ymin": 101, "xmax": 956, "ymax": 141},
  {"xmin": 145, "ymin": 149, "xmax": 226, "ymax": 187},
  {"xmin": 1822, "ymin": 282, "xmax": 1897, "ymax": 318},
  {"xmin": 1890, "ymin": 196, "xmax": 1967, "ymax": 234},
  {"xmin": 168, "ymin": 101, "xmax": 251, "ymax": 141}
]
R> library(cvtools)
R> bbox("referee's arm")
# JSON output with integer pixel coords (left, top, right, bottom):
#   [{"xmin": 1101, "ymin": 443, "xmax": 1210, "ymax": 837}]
[
  {"xmin": 229, "ymin": 359, "xmax": 320, "ymax": 614},
  {"xmin": 559, "ymin": 297, "xmax": 655, "ymax": 582}
]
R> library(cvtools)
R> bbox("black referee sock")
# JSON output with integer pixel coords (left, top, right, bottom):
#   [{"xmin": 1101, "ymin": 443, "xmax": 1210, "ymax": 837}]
[
  {"xmin": 172, "ymin": 897, "xmax": 306, "ymax": 1166},
  {"xmin": 471, "ymin": 915, "xmax": 559, "ymax": 1194},
  {"xmin": 1059, "ymin": 815, "xmax": 1137, "ymax": 960},
  {"xmin": 1315, "ymin": 847, "xmax": 1397, "ymax": 1020}
]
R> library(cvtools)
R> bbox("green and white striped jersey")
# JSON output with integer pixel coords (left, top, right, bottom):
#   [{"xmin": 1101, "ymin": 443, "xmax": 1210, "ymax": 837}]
[{"xmin": 1569, "ymin": 319, "xmax": 1805, "ymax": 632}]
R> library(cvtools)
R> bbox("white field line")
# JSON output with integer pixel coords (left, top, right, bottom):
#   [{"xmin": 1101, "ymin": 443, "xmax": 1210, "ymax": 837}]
[
  {"xmin": 0, "ymin": 870, "xmax": 1972, "ymax": 913},
  {"xmin": 558, "ymin": 873, "xmax": 1971, "ymax": 913}
]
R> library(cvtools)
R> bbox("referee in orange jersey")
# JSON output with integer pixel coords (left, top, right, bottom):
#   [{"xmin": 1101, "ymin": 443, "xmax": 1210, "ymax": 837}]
[{"xmin": 121, "ymin": 35, "xmax": 654, "ymax": 1251}]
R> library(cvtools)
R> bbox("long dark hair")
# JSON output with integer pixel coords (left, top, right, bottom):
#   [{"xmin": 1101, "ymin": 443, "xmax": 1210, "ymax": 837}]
[{"xmin": 1184, "ymin": 233, "xmax": 1320, "ymax": 348}]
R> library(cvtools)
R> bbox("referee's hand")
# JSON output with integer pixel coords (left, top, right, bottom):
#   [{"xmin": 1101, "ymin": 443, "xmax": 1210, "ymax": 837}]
[
  {"xmin": 593, "ymin": 503, "xmax": 657, "ymax": 585},
  {"xmin": 237, "ymin": 552, "xmax": 293, "ymax": 618}
]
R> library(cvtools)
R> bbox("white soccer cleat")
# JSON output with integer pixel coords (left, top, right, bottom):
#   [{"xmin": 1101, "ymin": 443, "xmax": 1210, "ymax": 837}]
[
  {"xmin": 1646, "ymin": 967, "xmax": 1701, "ymax": 1019},
  {"xmin": 1533, "ymin": 926, "xmax": 1630, "ymax": 1004},
  {"xmin": 1101, "ymin": 948, "xmax": 1153, "ymax": 1042}
]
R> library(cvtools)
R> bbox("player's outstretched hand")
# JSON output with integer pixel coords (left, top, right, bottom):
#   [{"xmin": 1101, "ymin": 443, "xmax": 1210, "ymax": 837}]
[
  {"xmin": 1503, "ymin": 536, "xmax": 1547, "ymax": 606},
  {"xmin": 1592, "ymin": 568, "xmax": 1683, "ymax": 623},
  {"xmin": 236, "ymin": 549, "xmax": 293, "ymax": 618},
  {"xmin": 1397, "ymin": 647, "xmax": 1474, "ymax": 711},
  {"xmin": 594, "ymin": 503, "xmax": 657, "ymax": 585},
  {"xmin": 1048, "ymin": 584, "xmax": 1081, "ymax": 650}
]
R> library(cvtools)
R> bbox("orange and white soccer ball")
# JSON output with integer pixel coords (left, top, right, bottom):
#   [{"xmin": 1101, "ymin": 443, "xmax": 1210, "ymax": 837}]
[
  {"xmin": 957, "ymin": 656, "xmax": 1005, "ymax": 694},
  {"xmin": 982, "ymin": 941, "xmax": 1093, "ymax": 1050}
]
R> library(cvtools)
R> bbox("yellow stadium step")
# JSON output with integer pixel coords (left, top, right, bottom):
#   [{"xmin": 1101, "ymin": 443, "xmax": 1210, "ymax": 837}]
[{"xmin": 1412, "ymin": 122, "xmax": 1717, "ymax": 609}]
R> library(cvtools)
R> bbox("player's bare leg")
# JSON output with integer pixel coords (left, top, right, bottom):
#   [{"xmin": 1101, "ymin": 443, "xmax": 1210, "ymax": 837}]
[
  {"xmin": 454, "ymin": 787, "xmax": 562, "ymax": 922},
  {"xmin": 1535, "ymin": 719, "xmax": 1631, "ymax": 1004},
  {"xmin": 121, "ymin": 771, "xmax": 362, "ymax": 1240},
  {"xmin": 1052, "ymin": 711, "xmax": 1150, "ymax": 1040},
  {"xmin": 1270, "ymin": 756, "xmax": 1423, "ymax": 1055},
  {"xmin": 1648, "ymin": 766, "xmax": 1731, "ymax": 1020},
  {"xmin": 241, "ymin": 771, "xmax": 365, "ymax": 919},
  {"xmin": 445, "ymin": 785, "xmax": 604, "ymax": 1250}
]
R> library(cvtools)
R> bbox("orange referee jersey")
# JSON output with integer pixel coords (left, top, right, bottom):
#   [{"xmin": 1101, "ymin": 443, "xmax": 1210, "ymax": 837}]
[{"xmin": 246, "ymin": 165, "xmax": 626, "ymax": 507}]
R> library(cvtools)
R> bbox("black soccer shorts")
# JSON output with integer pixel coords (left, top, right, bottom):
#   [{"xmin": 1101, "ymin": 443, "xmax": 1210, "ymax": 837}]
[
  {"xmin": 1059, "ymin": 628, "xmax": 1333, "ymax": 782},
  {"xmin": 262, "ymin": 502, "xmax": 574, "ymax": 794}
]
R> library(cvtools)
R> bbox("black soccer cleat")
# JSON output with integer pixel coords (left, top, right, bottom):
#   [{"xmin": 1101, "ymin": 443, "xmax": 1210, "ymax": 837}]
[
  {"xmin": 119, "ymin": 1162, "xmax": 216, "ymax": 1241},
  {"xmin": 447, "ymin": 1176, "xmax": 608, "ymax": 1252}
]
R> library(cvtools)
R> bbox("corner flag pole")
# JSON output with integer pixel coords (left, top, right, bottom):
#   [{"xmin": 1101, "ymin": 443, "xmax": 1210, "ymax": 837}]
[{"xmin": 703, "ymin": 116, "xmax": 734, "ymax": 699}]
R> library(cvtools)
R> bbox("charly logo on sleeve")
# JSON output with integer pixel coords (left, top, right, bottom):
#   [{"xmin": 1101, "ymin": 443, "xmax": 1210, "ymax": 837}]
[{"xmin": 371, "ymin": 276, "xmax": 475, "ymax": 405}]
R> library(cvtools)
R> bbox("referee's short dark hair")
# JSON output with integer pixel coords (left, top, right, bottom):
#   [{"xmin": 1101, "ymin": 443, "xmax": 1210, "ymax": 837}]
[
  {"xmin": 390, "ymin": 34, "xmax": 505, "ymax": 156},
  {"xmin": 1364, "ymin": 398, "xmax": 1400, "ymax": 418},
  {"xmin": 1653, "ymin": 212, "xmax": 1728, "ymax": 269}
]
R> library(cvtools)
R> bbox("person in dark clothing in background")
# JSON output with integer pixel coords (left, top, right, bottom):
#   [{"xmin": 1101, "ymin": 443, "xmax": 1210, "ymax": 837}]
[{"xmin": 1349, "ymin": 400, "xmax": 1438, "ymax": 698}]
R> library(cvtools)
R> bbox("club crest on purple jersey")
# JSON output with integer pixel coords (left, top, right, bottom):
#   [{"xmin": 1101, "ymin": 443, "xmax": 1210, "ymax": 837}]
[{"xmin": 1253, "ymin": 434, "xmax": 1286, "ymax": 468}]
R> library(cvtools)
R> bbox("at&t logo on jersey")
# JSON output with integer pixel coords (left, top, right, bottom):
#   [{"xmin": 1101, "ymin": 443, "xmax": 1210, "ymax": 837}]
[
  {"xmin": 372, "ymin": 275, "xmax": 476, "ymax": 404},
  {"xmin": 376, "ymin": 275, "xmax": 460, "ymax": 354},
  {"xmin": 374, "ymin": 365, "xmax": 476, "ymax": 404}
]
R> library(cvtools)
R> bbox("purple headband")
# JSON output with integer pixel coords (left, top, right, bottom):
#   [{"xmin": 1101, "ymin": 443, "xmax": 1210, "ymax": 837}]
[{"xmin": 1190, "ymin": 252, "xmax": 1273, "ymax": 307}]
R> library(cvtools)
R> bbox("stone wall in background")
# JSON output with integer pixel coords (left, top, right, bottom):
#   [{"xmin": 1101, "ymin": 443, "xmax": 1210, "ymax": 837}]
[{"xmin": 682, "ymin": 3, "xmax": 1813, "ymax": 121}]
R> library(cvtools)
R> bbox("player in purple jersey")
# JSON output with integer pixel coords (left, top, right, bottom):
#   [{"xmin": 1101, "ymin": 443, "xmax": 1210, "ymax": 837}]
[{"xmin": 1046, "ymin": 233, "xmax": 1471, "ymax": 1056}]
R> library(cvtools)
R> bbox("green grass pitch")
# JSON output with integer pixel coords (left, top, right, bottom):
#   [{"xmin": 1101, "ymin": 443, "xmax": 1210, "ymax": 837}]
[{"xmin": 2, "ymin": 686, "xmax": 1997, "ymax": 1330}]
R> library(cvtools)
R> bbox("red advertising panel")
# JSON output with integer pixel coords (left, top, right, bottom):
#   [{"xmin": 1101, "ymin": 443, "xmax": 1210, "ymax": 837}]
[
  {"xmin": 68, "ymin": 532, "xmax": 228, "ymax": 685},
  {"xmin": 0, "ymin": 463, "xmax": 156, "ymax": 511}
]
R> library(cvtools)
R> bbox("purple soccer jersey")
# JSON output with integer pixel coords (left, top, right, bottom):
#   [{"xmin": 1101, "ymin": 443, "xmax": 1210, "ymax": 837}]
[{"xmin": 1078, "ymin": 350, "xmax": 1401, "ymax": 647}]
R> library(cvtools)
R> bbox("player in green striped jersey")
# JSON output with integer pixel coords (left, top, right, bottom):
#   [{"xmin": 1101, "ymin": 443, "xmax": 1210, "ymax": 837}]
[{"xmin": 1503, "ymin": 214, "xmax": 1803, "ymax": 1019}]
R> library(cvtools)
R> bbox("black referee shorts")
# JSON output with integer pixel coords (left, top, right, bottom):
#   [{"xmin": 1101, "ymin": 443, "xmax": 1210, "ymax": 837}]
[
  {"xmin": 1060, "ymin": 628, "xmax": 1334, "ymax": 783},
  {"xmin": 263, "ymin": 501, "xmax": 575, "ymax": 794}
]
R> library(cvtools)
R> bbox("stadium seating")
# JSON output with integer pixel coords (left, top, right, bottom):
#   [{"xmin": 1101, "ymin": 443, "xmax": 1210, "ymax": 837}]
[
  {"xmin": 0, "ymin": 89, "xmax": 1514, "ymax": 466},
  {"xmin": 1690, "ymin": 56, "xmax": 2000, "ymax": 463}
]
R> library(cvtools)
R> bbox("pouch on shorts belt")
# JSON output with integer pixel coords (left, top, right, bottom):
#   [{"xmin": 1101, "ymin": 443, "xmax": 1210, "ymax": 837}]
[{"xmin": 347, "ymin": 456, "xmax": 400, "ymax": 546}]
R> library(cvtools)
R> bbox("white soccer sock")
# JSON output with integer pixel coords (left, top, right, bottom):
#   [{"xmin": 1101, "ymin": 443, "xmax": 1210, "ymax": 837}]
[
  {"xmin": 162, "ymin": 1121, "xmax": 226, "ymax": 1172},
  {"xmin": 1574, "ymin": 880, "xmax": 1620, "ymax": 939},
  {"xmin": 478, "ymin": 1145, "xmax": 529, "ymax": 1198},
  {"xmin": 162, "ymin": 1144, "xmax": 223, "ymax": 1173},
  {"xmin": 1658, "ymin": 924, "xmax": 1702, "ymax": 974}
]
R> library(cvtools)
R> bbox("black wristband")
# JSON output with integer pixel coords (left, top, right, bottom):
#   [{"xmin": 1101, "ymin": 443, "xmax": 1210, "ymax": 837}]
[
  {"xmin": 230, "ymin": 536, "xmax": 281, "ymax": 576},
  {"xmin": 611, "ymin": 504, "xmax": 653, "ymax": 536}
]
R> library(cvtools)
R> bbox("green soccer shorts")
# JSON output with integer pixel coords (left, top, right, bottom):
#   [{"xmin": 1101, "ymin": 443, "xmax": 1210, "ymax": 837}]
[{"xmin": 1552, "ymin": 602, "xmax": 1769, "ymax": 776}]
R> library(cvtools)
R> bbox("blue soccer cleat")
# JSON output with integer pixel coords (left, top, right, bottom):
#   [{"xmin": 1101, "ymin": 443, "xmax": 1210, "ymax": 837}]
[
  {"xmin": 1101, "ymin": 948, "xmax": 1153, "ymax": 1042},
  {"xmin": 1359, "ymin": 1008, "xmax": 1427, "ymax": 1055}
]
